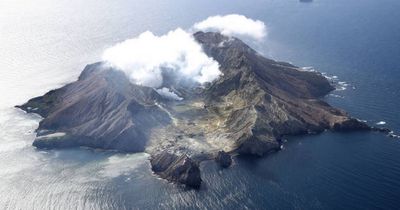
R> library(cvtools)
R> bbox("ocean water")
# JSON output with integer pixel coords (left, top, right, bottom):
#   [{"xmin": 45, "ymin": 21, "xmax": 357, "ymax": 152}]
[{"xmin": 1, "ymin": 0, "xmax": 400, "ymax": 209}]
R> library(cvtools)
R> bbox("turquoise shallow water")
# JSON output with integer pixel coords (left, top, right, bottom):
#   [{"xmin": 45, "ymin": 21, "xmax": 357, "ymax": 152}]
[{"xmin": 1, "ymin": 0, "xmax": 400, "ymax": 209}]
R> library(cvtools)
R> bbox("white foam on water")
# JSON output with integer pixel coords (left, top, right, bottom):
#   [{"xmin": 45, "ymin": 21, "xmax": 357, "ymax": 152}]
[
  {"xmin": 329, "ymin": 94, "xmax": 344, "ymax": 98},
  {"xmin": 36, "ymin": 132, "xmax": 66, "ymax": 140},
  {"xmin": 322, "ymin": 71, "xmax": 351, "ymax": 91},
  {"xmin": 300, "ymin": 66, "xmax": 316, "ymax": 72},
  {"xmin": 376, "ymin": 121, "xmax": 386, "ymax": 125},
  {"xmin": 301, "ymin": 66, "xmax": 353, "ymax": 93}
]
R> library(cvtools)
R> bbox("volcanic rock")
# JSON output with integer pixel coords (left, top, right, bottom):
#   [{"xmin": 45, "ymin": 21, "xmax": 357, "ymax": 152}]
[
  {"xmin": 215, "ymin": 151, "xmax": 232, "ymax": 168},
  {"xmin": 150, "ymin": 152, "xmax": 202, "ymax": 188},
  {"xmin": 17, "ymin": 31, "xmax": 377, "ymax": 187}
]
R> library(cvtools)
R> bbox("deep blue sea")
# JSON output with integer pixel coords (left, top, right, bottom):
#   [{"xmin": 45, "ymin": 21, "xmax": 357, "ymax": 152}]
[{"xmin": 1, "ymin": 0, "xmax": 400, "ymax": 209}]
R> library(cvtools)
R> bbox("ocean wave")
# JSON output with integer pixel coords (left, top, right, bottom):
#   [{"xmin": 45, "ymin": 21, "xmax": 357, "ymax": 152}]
[
  {"xmin": 324, "ymin": 74, "xmax": 351, "ymax": 91},
  {"xmin": 300, "ymin": 66, "xmax": 316, "ymax": 72},
  {"xmin": 329, "ymin": 94, "xmax": 344, "ymax": 98},
  {"xmin": 376, "ymin": 121, "xmax": 386, "ymax": 125},
  {"xmin": 301, "ymin": 66, "xmax": 353, "ymax": 92}
]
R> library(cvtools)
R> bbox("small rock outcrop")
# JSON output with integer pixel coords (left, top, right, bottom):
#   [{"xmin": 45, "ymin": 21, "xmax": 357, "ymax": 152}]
[
  {"xmin": 215, "ymin": 151, "xmax": 232, "ymax": 168},
  {"xmin": 333, "ymin": 118, "xmax": 370, "ymax": 132},
  {"xmin": 150, "ymin": 152, "xmax": 202, "ymax": 188}
]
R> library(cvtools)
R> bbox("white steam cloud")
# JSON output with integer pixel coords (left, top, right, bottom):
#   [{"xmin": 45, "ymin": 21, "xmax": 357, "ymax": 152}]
[
  {"xmin": 102, "ymin": 28, "xmax": 220, "ymax": 89},
  {"xmin": 193, "ymin": 14, "xmax": 267, "ymax": 41},
  {"xmin": 156, "ymin": 87, "xmax": 183, "ymax": 101},
  {"xmin": 102, "ymin": 14, "xmax": 267, "ymax": 100}
]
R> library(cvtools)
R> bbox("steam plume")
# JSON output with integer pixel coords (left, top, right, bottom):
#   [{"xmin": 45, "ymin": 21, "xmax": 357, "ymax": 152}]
[
  {"xmin": 102, "ymin": 14, "xmax": 267, "ymax": 100},
  {"xmin": 102, "ymin": 28, "xmax": 220, "ymax": 89},
  {"xmin": 193, "ymin": 14, "xmax": 267, "ymax": 41}
]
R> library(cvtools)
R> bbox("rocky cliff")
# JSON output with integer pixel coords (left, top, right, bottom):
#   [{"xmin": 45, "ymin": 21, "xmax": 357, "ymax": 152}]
[{"xmin": 17, "ymin": 31, "xmax": 380, "ymax": 188}]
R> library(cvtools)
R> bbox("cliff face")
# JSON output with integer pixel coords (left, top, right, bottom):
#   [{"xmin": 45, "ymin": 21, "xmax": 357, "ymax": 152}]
[
  {"xmin": 150, "ymin": 152, "xmax": 202, "ymax": 188},
  {"xmin": 17, "ymin": 31, "xmax": 372, "ymax": 188}
]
